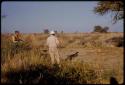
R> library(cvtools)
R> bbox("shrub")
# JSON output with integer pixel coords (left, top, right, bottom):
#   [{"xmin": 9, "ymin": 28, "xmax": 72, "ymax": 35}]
[
  {"xmin": 43, "ymin": 29, "xmax": 49, "ymax": 34},
  {"xmin": 93, "ymin": 26, "xmax": 109, "ymax": 33},
  {"xmin": 10, "ymin": 42, "xmax": 32, "ymax": 54},
  {"xmin": 93, "ymin": 26, "xmax": 102, "ymax": 33},
  {"xmin": 103, "ymin": 27, "xmax": 109, "ymax": 33},
  {"xmin": 1, "ymin": 59, "xmax": 103, "ymax": 84},
  {"xmin": 105, "ymin": 36, "xmax": 124, "ymax": 47}
]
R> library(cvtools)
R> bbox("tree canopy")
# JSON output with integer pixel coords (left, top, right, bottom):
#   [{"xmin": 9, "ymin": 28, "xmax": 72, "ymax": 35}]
[
  {"xmin": 93, "ymin": 25, "xmax": 109, "ymax": 33},
  {"xmin": 94, "ymin": 1, "xmax": 123, "ymax": 24}
]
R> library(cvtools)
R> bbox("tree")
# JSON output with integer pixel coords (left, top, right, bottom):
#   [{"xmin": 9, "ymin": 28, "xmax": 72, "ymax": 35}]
[
  {"xmin": 93, "ymin": 25, "xmax": 103, "ymax": 32},
  {"xmin": 43, "ymin": 29, "xmax": 49, "ymax": 34},
  {"xmin": 103, "ymin": 26, "xmax": 109, "ymax": 32},
  {"xmin": 93, "ymin": 25, "xmax": 109, "ymax": 33},
  {"xmin": 94, "ymin": 1, "xmax": 123, "ymax": 24}
]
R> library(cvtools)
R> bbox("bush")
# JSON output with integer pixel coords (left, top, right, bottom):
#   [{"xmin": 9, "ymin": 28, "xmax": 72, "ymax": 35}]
[
  {"xmin": 103, "ymin": 27, "xmax": 109, "ymax": 33},
  {"xmin": 10, "ymin": 42, "xmax": 32, "ymax": 55},
  {"xmin": 93, "ymin": 26, "xmax": 102, "ymax": 32},
  {"xmin": 43, "ymin": 29, "xmax": 49, "ymax": 34},
  {"xmin": 93, "ymin": 26, "xmax": 109, "ymax": 33},
  {"xmin": 1, "ymin": 59, "xmax": 102, "ymax": 84},
  {"xmin": 105, "ymin": 36, "xmax": 124, "ymax": 47}
]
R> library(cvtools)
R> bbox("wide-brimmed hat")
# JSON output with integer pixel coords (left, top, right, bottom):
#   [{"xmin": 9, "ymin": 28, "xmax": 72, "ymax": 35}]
[{"xmin": 50, "ymin": 31, "xmax": 55, "ymax": 35}]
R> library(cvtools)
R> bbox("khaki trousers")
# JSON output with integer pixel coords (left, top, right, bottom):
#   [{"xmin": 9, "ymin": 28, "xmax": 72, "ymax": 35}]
[{"xmin": 49, "ymin": 48, "xmax": 60, "ymax": 65}]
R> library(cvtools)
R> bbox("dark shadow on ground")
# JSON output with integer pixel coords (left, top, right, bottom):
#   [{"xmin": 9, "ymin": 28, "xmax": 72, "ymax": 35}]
[
  {"xmin": 2, "ymin": 64, "xmax": 87, "ymax": 84},
  {"xmin": 110, "ymin": 77, "xmax": 119, "ymax": 85}
]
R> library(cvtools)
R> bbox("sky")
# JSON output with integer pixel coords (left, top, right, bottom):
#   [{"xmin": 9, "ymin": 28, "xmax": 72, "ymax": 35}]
[{"xmin": 1, "ymin": 1, "xmax": 124, "ymax": 33}]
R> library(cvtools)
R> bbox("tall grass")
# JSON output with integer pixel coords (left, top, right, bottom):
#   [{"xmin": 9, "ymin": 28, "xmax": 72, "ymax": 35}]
[{"xmin": 1, "ymin": 33, "xmax": 123, "ymax": 84}]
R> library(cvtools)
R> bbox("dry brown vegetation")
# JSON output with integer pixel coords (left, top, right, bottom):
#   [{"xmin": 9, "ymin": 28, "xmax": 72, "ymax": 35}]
[{"xmin": 1, "ymin": 32, "xmax": 124, "ymax": 84}]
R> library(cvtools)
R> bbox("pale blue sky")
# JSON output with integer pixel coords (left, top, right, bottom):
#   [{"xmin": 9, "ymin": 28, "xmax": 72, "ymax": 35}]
[{"xmin": 1, "ymin": 1, "xmax": 123, "ymax": 33}]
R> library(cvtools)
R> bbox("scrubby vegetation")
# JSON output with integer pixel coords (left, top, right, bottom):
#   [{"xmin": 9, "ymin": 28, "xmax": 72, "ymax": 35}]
[
  {"xmin": 1, "ymin": 32, "xmax": 123, "ymax": 84},
  {"xmin": 105, "ymin": 36, "xmax": 124, "ymax": 47},
  {"xmin": 93, "ymin": 25, "xmax": 109, "ymax": 33}
]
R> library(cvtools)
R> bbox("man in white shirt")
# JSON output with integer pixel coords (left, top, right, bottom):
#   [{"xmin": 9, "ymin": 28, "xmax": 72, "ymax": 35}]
[{"xmin": 47, "ymin": 31, "xmax": 60, "ymax": 65}]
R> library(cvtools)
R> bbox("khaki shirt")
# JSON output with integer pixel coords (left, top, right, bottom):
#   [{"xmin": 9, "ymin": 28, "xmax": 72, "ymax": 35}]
[{"xmin": 47, "ymin": 35, "xmax": 59, "ymax": 48}]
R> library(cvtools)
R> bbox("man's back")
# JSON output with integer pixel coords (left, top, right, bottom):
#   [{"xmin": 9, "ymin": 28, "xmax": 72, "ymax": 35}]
[
  {"xmin": 47, "ymin": 35, "xmax": 59, "ymax": 48},
  {"xmin": 47, "ymin": 31, "xmax": 60, "ymax": 65}
]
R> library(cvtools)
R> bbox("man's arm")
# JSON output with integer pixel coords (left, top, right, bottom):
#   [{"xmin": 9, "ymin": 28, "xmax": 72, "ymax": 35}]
[
  {"xmin": 12, "ymin": 36, "xmax": 17, "ymax": 43},
  {"xmin": 55, "ymin": 37, "xmax": 60, "ymax": 47},
  {"xmin": 46, "ymin": 38, "xmax": 49, "ymax": 47}
]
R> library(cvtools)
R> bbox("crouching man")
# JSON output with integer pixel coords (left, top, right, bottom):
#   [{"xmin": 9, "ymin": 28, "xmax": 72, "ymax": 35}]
[{"xmin": 12, "ymin": 30, "xmax": 23, "ymax": 43}]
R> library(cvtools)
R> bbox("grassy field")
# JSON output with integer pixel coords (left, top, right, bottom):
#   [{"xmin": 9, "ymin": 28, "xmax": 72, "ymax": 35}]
[{"xmin": 1, "ymin": 32, "xmax": 124, "ymax": 84}]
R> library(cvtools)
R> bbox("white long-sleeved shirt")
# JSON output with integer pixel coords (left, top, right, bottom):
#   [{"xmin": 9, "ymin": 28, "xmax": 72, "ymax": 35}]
[{"xmin": 47, "ymin": 35, "xmax": 59, "ymax": 48}]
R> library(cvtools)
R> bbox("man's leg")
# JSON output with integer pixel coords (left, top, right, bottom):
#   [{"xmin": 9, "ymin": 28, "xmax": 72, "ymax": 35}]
[
  {"xmin": 55, "ymin": 50, "xmax": 60, "ymax": 65},
  {"xmin": 49, "ymin": 51, "xmax": 55, "ymax": 65}
]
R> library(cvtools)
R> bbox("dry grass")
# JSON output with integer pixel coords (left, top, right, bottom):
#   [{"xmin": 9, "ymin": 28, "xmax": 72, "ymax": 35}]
[{"xmin": 1, "ymin": 32, "xmax": 124, "ymax": 84}]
